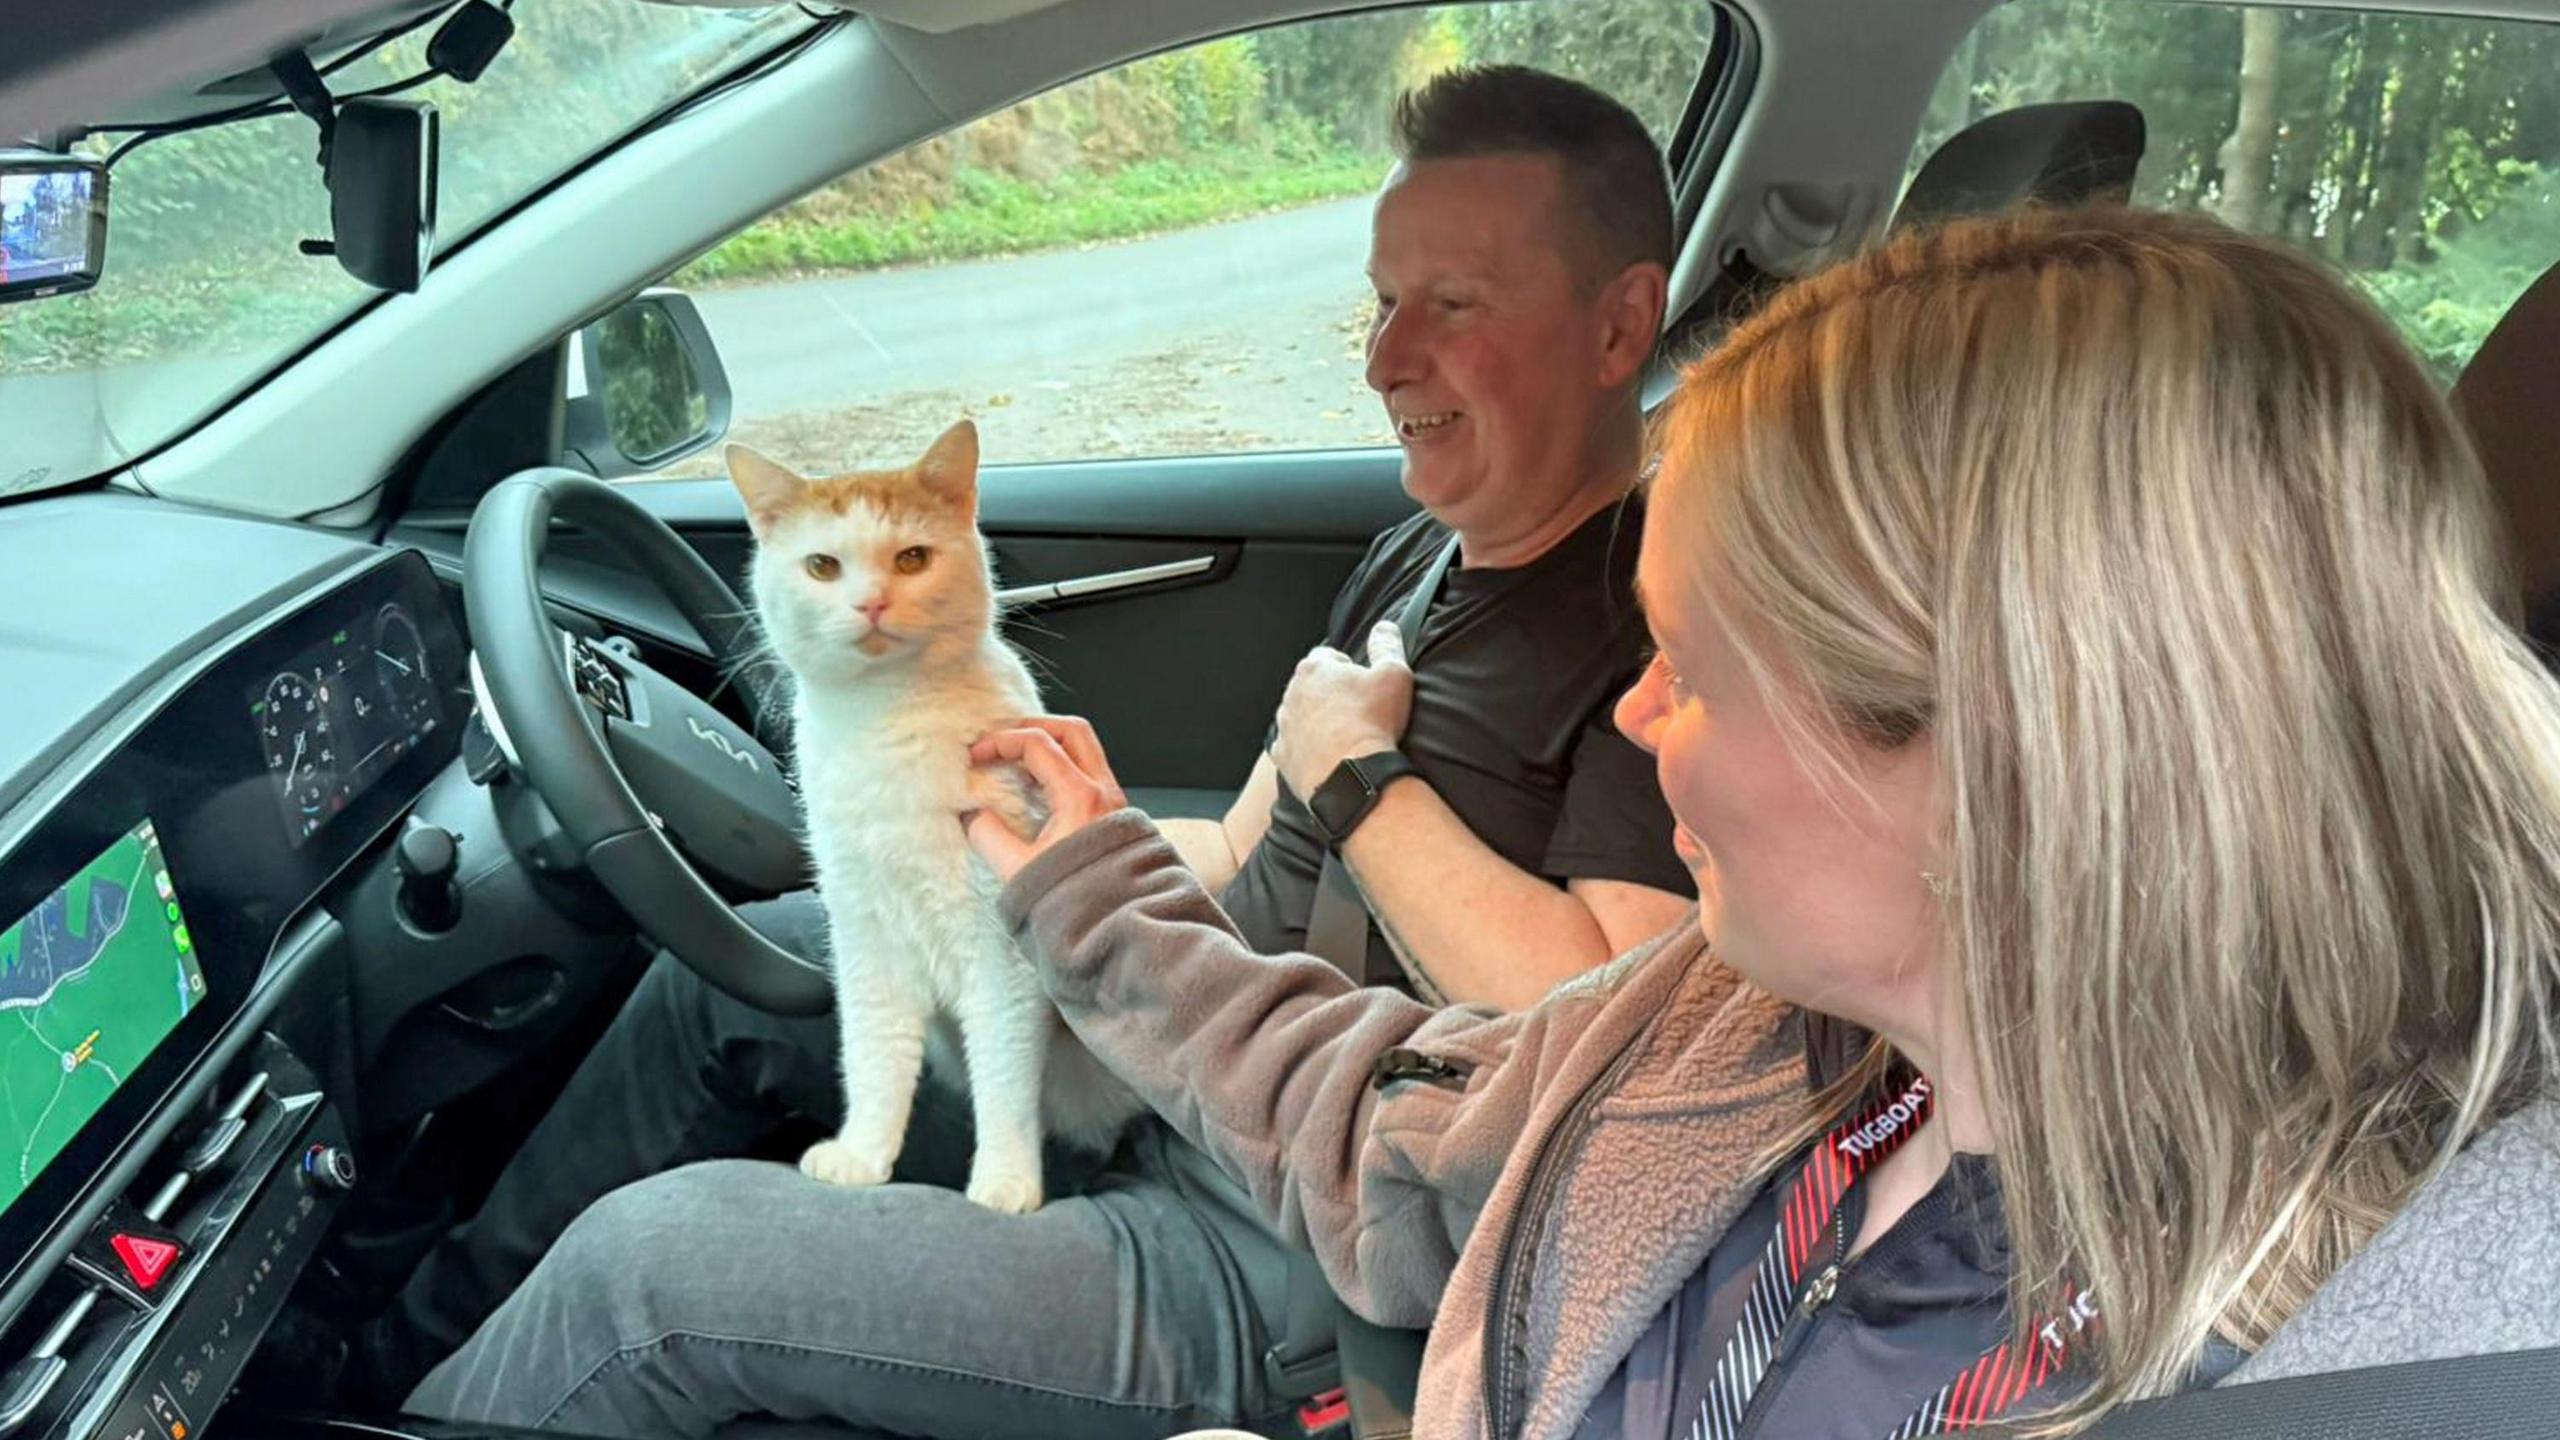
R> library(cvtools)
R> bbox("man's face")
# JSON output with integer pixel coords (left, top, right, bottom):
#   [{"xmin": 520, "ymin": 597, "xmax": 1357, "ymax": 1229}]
[{"xmin": 1364, "ymin": 154, "xmax": 1619, "ymax": 533}]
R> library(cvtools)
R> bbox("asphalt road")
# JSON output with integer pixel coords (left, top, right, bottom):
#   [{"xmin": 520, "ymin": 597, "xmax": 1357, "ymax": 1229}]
[{"xmin": 687, "ymin": 194, "xmax": 1395, "ymax": 468}]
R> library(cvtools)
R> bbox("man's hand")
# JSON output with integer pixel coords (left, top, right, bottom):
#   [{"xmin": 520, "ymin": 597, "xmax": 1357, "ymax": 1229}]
[
  {"xmin": 1273, "ymin": 620, "xmax": 1415, "ymax": 800},
  {"xmin": 965, "ymin": 715, "xmax": 1128, "ymax": 884}
]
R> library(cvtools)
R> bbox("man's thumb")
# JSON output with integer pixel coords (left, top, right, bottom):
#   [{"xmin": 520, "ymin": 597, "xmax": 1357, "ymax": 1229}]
[
  {"xmin": 1367, "ymin": 618, "xmax": 1409, "ymax": 671},
  {"xmin": 964, "ymin": 807, "xmax": 1032, "ymax": 881}
]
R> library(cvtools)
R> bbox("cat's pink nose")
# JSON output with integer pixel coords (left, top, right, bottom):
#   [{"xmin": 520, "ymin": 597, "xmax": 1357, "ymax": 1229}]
[{"xmin": 857, "ymin": 595, "xmax": 891, "ymax": 623}]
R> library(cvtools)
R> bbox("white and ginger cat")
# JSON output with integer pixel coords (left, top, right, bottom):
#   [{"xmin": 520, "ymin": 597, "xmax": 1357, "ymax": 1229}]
[{"xmin": 728, "ymin": 420, "xmax": 1140, "ymax": 1214}]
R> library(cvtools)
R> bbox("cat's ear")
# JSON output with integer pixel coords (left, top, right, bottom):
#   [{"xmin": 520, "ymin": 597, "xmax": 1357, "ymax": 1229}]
[
  {"xmin": 914, "ymin": 419, "xmax": 980, "ymax": 514},
  {"xmin": 726, "ymin": 444, "xmax": 804, "ymax": 535}
]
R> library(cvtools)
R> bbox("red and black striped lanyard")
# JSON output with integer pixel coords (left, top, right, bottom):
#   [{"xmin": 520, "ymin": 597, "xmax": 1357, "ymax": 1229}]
[{"xmin": 1682, "ymin": 1076, "xmax": 2099, "ymax": 1440}]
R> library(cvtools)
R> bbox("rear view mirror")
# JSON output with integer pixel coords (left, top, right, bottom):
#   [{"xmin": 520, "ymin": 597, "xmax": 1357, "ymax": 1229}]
[
  {"xmin": 0, "ymin": 154, "xmax": 107, "ymax": 305},
  {"xmin": 326, "ymin": 99, "xmax": 439, "ymax": 293},
  {"xmin": 564, "ymin": 290, "xmax": 734, "ymax": 478}
]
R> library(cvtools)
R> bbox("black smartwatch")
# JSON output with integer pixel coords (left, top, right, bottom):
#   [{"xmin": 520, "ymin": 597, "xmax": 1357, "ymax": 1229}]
[{"xmin": 1307, "ymin": 750, "xmax": 1418, "ymax": 847}]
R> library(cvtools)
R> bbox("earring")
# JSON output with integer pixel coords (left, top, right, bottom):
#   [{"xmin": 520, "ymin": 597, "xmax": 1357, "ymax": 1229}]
[{"xmin": 1921, "ymin": 870, "xmax": 1951, "ymax": 899}]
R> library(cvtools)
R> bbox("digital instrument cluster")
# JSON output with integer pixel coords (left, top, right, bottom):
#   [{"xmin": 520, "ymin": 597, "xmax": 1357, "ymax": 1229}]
[{"xmin": 250, "ymin": 602, "xmax": 444, "ymax": 844}]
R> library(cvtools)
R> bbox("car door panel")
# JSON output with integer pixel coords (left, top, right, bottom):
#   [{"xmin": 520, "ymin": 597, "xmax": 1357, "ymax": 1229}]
[{"xmin": 392, "ymin": 447, "xmax": 1415, "ymax": 793}]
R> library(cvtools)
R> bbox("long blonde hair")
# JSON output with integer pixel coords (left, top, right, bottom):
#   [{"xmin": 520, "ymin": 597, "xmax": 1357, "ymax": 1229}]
[{"xmin": 1650, "ymin": 207, "xmax": 2560, "ymax": 1427}]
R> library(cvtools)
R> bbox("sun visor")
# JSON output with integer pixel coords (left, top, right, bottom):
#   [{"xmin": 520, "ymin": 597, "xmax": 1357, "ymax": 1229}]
[{"xmin": 0, "ymin": 0, "xmax": 437, "ymax": 142}]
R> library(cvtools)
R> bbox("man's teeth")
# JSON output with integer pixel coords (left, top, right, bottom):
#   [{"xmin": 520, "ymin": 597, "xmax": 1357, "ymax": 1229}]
[{"xmin": 1397, "ymin": 412, "xmax": 1458, "ymax": 438}]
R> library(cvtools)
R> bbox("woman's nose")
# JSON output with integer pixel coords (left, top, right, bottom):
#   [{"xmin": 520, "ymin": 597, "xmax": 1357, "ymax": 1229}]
[{"xmin": 1614, "ymin": 667, "xmax": 1665, "ymax": 755}]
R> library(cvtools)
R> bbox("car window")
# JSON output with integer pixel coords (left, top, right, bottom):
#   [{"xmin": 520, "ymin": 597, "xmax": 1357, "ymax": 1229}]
[
  {"xmin": 1914, "ymin": 0, "xmax": 2560, "ymax": 382},
  {"xmin": 641, "ymin": 1, "xmax": 1724, "ymax": 479},
  {"xmin": 0, "ymin": 0, "xmax": 808, "ymax": 502}
]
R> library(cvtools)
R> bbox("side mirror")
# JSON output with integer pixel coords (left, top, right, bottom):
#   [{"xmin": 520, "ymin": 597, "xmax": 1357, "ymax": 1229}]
[{"xmin": 563, "ymin": 289, "xmax": 733, "ymax": 478}]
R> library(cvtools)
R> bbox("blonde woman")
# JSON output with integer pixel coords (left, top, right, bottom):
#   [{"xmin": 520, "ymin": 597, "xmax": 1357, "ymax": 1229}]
[{"xmin": 969, "ymin": 205, "xmax": 2560, "ymax": 1438}]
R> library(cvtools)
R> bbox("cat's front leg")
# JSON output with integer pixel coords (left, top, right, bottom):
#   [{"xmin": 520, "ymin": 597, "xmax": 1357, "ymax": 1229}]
[
  {"xmin": 802, "ymin": 948, "xmax": 929, "ymax": 1188},
  {"xmin": 952, "ymin": 960, "xmax": 1054, "ymax": 1214}
]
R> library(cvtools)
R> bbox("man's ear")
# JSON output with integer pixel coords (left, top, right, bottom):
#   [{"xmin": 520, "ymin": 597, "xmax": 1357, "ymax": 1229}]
[
  {"xmin": 1595, "ymin": 261, "xmax": 1671, "ymax": 391},
  {"xmin": 726, "ymin": 444, "xmax": 803, "ymax": 536},
  {"xmin": 915, "ymin": 418, "xmax": 981, "ymax": 517}
]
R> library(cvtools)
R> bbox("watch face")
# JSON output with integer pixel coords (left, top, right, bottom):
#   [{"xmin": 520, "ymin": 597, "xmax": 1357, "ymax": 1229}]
[{"xmin": 1310, "ymin": 775, "xmax": 1362, "ymax": 839}]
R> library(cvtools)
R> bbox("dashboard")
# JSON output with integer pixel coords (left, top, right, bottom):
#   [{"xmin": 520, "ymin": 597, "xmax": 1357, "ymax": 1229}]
[
  {"xmin": 0, "ymin": 545, "xmax": 463, "ymax": 1289},
  {"xmin": 0, "ymin": 494, "xmax": 474, "ymax": 1439}
]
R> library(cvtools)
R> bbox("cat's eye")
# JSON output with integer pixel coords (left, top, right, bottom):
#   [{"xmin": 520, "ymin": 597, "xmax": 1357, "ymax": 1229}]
[
  {"xmin": 894, "ymin": 546, "xmax": 933, "ymax": 576},
  {"xmin": 805, "ymin": 553, "xmax": 842, "ymax": 582}
]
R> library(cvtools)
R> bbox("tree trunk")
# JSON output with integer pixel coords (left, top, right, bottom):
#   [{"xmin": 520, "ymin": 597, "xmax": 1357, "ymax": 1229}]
[
  {"xmin": 2327, "ymin": 27, "xmax": 2391, "ymax": 262},
  {"xmin": 2338, "ymin": 26, "xmax": 2442, "ymax": 266},
  {"xmin": 2216, "ymin": 10, "xmax": 2285, "ymax": 231}
]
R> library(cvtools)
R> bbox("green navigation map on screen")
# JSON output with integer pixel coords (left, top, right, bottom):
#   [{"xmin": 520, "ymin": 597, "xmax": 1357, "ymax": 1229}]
[{"xmin": 0, "ymin": 819, "xmax": 207, "ymax": 1213}]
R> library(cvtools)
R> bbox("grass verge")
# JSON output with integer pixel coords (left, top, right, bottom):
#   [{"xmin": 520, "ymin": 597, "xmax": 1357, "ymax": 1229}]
[{"xmin": 674, "ymin": 150, "xmax": 1384, "ymax": 287}]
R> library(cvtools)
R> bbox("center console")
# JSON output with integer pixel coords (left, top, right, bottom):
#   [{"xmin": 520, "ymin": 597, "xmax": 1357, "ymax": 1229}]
[{"xmin": 1, "ymin": 1039, "xmax": 352, "ymax": 1440}]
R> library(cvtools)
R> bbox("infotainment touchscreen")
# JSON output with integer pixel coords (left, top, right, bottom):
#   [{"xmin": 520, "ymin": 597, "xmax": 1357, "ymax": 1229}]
[
  {"xmin": 0, "ymin": 819, "xmax": 206, "ymax": 1213},
  {"xmin": 249, "ymin": 601, "xmax": 445, "ymax": 844}
]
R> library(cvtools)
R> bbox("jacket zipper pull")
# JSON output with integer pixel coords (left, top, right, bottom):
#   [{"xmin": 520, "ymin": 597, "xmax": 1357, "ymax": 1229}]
[
  {"xmin": 1371, "ymin": 1047, "xmax": 1472, "ymax": 1091},
  {"xmin": 1798, "ymin": 1263, "xmax": 1840, "ymax": 1318}
]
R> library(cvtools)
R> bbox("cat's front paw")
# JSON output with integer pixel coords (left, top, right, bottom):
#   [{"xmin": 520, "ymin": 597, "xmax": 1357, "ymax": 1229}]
[
  {"xmin": 799, "ymin": 1138, "xmax": 895, "ymax": 1188},
  {"xmin": 964, "ymin": 1167, "xmax": 1044, "ymax": 1215}
]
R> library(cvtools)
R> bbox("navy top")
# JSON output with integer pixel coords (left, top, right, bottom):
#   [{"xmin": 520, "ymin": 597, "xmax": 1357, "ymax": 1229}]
[{"xmin": 1575, "ymin": 1150, "xmax": 2025, "ymax": 1440}]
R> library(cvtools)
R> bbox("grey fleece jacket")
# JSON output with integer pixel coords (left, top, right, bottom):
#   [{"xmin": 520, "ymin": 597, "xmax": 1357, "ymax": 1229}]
[{"xmin": 999, "ymin": 812, "xmax": 2560, "ymax": 1439}]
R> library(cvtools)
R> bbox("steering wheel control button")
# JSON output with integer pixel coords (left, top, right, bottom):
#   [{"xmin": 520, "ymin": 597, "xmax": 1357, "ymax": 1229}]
[
  {"xmin": 569, "ymin": 641, "xmax": 633, "ymax": 718},
  {"xmin": 301, "ymin": 1143, "xmax": 358, "ymax": 1193},
  {"xmin": 394, "ymin": 818, "xmax": 463, "ymax": 933},
  {"xmin": 67, "ymin": 1201, "xmax": 189, "ymax": 1310}
]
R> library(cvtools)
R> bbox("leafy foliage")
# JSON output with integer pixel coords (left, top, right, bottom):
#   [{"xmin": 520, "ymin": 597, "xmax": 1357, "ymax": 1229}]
[{"xmin": 1919, "ymin": 0, "xmax": 2560, "ymax": 376}]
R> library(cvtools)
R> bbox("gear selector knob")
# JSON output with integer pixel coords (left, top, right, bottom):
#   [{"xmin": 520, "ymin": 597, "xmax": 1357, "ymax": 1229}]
[{"xmin": 395, "ymin": 818, "xmax": 462, "ymax": 933}]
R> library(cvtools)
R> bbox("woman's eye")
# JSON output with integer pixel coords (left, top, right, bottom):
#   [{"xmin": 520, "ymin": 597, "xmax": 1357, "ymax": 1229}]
[
  {"xmin": 1654, "ymin": 650, "xmax": 1692, "ymax": 701},
  {"xmin": 894, "ymin": 546, "xmax": 933, "ymax": 576},
  {"xmin": 805, "ymin": 553, "xmax": 842, "ymax": 581}
]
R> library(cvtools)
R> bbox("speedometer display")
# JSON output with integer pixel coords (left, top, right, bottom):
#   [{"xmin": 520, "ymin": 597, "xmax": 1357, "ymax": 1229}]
[
  {"xmin": 247, "ymin": 602, "xmax": 444, "ymax": 844},
  {"xmin": 257, "ymin": 672, "xmax": 334, "ymax": 827}
]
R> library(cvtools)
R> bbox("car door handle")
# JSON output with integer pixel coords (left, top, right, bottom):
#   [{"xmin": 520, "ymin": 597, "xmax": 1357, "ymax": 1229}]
[{"xmin": 997, "ymin": 555, "xmax": 1216, "ymax": 608}]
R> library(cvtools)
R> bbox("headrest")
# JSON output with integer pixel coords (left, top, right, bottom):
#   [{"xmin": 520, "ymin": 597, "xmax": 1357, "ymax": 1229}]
[
  {"xmin": 1892, "ymin": 101, "xmax": 2147, "ymax": 232},
  {"xmin": 2451, "ymin": 260, "xmax": 2560, "ymax": 640}
]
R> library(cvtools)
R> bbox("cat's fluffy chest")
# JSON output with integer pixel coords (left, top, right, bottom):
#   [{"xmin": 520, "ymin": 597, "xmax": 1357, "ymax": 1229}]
[{"xmin": 790, "ymin": 643, "xmax": 1037, "ymax": 874}]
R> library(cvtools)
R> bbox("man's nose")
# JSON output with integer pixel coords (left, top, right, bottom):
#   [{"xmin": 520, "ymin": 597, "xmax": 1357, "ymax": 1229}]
[{"xmin": 1365, "ymin": 305, "xmax": 1419, "ymax": 394}]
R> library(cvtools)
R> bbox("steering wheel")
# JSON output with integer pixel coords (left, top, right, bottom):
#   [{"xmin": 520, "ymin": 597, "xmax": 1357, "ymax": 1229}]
[{"xmin": 462, "ymin": 468, "xmax": 831, "ymax": 1015}]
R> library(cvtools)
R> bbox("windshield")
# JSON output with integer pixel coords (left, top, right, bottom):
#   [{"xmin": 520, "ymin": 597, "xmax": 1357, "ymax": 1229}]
[{"xmin": 0, "ymin": 0, "xmax": 808, "ymax": 502}]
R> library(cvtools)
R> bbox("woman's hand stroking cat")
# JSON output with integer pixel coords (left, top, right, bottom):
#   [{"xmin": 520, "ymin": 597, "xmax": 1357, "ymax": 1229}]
[{"xmin": 966, "ymin": 715, "xmax": 1129, "ymax": 883}]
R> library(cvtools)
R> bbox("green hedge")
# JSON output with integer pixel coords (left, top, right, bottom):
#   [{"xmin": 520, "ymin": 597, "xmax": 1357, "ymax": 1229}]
[{"xmin": 676, "ymin": 151, "xmax": 1382, "ymax": 286}]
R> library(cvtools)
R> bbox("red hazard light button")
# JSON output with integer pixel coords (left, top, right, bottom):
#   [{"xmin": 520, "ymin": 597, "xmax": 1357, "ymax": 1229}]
[{"xmin": 111, "ymin": 1233, "xmax": 181, "ymax": 1290}]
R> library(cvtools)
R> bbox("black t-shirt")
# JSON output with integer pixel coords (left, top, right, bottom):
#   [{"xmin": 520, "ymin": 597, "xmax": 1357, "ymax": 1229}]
[{"xmin": 1218, "ymin": 495, "xmax": 1695, "ymax": 988}]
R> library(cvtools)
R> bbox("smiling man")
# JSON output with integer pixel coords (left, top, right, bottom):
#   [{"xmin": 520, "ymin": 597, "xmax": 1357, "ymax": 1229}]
[
  {"xmin": 395, "ymin": 65, "xmax": 1696, "ymax": 1440},
  {"xmin": 1168, "ymin": 65, "xmax": 1693, "ymax": 1008}
]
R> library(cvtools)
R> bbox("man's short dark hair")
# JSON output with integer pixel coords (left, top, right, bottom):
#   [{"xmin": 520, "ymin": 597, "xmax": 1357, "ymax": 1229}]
[{"xmin": 1390, "ymin": 64, "xmax": 1675, "ymax": 289}]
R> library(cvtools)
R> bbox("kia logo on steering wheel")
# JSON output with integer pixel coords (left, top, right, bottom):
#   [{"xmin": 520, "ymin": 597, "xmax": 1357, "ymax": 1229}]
[{"xmin": 686, "ymin": 715, "xmax": 760, "ymax": 773}]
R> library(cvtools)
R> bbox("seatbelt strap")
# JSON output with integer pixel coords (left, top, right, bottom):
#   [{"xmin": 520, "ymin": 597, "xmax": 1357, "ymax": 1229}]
[
  {"xmin": 1304, "ymin": 534, "xmax": 1460, "ymax": 990},
  {"xmin": 1274, "ymin": 534, "xmax": 1461, "ymax": 1404},
  {"xmin": 2084, "ymin": 1346, "xmax": 2560, "ymax": 1439}
]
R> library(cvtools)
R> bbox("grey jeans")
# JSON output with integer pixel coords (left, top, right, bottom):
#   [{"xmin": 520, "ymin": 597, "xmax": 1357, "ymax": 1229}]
[{"xmin": 401, "ymin": 899, "xmax": 1293, "ymax": 1440}]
